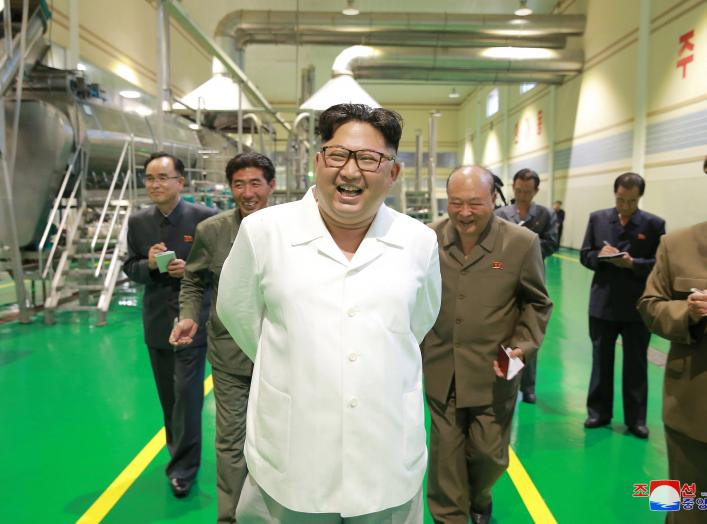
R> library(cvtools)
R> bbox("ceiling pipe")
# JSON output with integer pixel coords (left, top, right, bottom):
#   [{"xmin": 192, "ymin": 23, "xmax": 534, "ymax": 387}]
[
  {"xmin": 347, "ymin": 46, "xmax": 584, "ymax": 73},
  {"xmin": 215, "ymin": 11, "xmax": 585, "ymax": 50}
]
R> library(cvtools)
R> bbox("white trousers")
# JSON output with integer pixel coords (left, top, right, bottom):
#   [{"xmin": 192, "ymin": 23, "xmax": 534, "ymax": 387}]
[{"xmin": 236, "ymin": 474, "xmax": 424, "ymax": 524}]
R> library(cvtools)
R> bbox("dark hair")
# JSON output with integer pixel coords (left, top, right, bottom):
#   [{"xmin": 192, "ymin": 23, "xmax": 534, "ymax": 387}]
[
  {"xmin": 316, "ymin": 104, "xmax": 403, "ymax": 152},
  {"xmin": 513, "ymin": 168, "xmax": 540, "ymax": 189},
  {"xmin": 225, "ymin": 152, "xmax": 275, "ymax": 184},
  {"xmin": 614, "ymin": 172, "xmax": 645, "ymax": 195},
  {"xmin": 703, "ymin": 156, "xmax": 706, "ymax": 174},
  {"xmin": 144, "ymin": 152, "xmax": 185, "ymax": 177},
  {"xmin": 554, "ymin": 200, "xmax": 563, "ymax": 205}
]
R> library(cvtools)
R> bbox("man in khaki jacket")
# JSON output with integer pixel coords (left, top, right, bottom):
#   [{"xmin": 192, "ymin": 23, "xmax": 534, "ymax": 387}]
[
  {"xmin": 638, "ymin": 220, "xmax": 707, "ymax": 524},
  {"xmin": 423, "ymin": 166, "xmax": 552, "ymax": 524},
  {"xmin": 170, "ymin": 152, "xmax": 275, "ymax": 523}
]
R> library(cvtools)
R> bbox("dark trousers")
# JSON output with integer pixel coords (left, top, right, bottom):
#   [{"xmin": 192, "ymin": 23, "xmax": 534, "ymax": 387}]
[
  {"xmin": 426, "ymin": 385, "xmax": 516, "ymax": 524},
  {"xmin": 587, "ymin": 316, "xmax": 650, "ymax": 426},
  {"xmin": 148, "ymin": 344, "xmax": 207, "ymax": 481},
  {"xmin": 213, "ymin": 368, "xmax": 251, "ymax": 524},
  {"xmin": 520, "ymin": 353, "xmax": 537, "ymax": 395},
  {"xmin": 665, "ymin": 425, "xmax": 707, "ymax": 524}
]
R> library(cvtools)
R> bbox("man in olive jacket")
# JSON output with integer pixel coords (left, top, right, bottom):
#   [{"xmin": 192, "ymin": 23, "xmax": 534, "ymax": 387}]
[
  {"xmin": 423, "ymin": 166, "xmax": 552, "ymax": 524},
  {"xmin": 170, "ymin": 152, "xmax": 275, "ymax": 523},
  {"xmin": 638, "ymin": 220, "xmax": 707, "ymax": 524}
]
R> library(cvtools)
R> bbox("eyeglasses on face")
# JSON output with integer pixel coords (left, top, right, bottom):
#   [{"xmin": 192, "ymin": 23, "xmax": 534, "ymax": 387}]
[
  {"xmin": 144, "ymin": 175, "xmax": 181, "ymax": 185},
  {"xmin": 321, "ymin": 146, "xmax": 396, "ymax": 173}
]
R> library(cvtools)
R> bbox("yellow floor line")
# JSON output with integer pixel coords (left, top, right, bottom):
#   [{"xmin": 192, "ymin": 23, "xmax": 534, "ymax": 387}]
[
  {"xmin": 77, "ymin": 374, "xmax": 214, "ymax": 524},
  {"xmin": 507, "ymin": 447, "xmax": 557, "ymax": 523},
  {"xmin": 553, "ymin": 253, "xmax": 579, "ymax": 263}
]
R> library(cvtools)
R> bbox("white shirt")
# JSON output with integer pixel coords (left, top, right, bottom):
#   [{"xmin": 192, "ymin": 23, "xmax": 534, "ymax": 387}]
[{"xmin": 217, "ymin": 188, "xmax": 441, "ymax": 516}]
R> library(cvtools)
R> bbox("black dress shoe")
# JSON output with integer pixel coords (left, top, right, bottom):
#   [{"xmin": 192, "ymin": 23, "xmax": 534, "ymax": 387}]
[
  {"xmin": 522, "ymin": 392, "xmax": 537, "ymax": 404},
  {"xmin": 470, "ymin": 502, "xmax": 492, "ymax": 524},
  {"xmin": 628, "ymin": 424, "xmax": 649, "ymax": 439},
  {"xmin": 584, "ymin": 417, "xmax": 611, "ymax": 428},
  {"xmin": 170, "ymin": 477, "xmax": 193, "ymax": 498}
]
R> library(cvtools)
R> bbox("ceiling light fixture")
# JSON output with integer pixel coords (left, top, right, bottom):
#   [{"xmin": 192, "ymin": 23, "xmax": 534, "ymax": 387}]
[
  {"xmin": 119, "ymin": 90, "xmax": 141, "ymax": 99},
  {"xmin": 448, "ymin": 87, "xmax": 460, "ymax": 99},
  {"xmin": 514, "ymin": 0, "xmax": 533, "ymax": 17},
  {"xmin": 342, "ymin": 0, "xmax": 360, "ymax": 16}
]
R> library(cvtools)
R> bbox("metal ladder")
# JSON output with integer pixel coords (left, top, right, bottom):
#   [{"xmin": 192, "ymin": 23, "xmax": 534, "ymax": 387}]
[{"xmin": 42, "ymin": 138, "xmax": 136, "ymax": 325}]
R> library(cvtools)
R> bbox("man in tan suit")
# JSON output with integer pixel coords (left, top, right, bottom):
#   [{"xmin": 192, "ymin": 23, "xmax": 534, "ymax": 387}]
[
  {"xmin": 638, "ymin": 220, "xmax": 707, "ymax": 524},
  {"xmin": 423, "ymin": 166, "xmax": 553, "ymax": 524}
]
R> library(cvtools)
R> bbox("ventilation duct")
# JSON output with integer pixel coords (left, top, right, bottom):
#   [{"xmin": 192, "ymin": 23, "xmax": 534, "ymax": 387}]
[
  {"xmin": 299, "ymin": 46, "xmax": 380, "ymax": 111},
  {"xmin": 348, "ymin": 46, "xmax": 583, "ymax": 84},
  {"xmin": 215, "ymin": 11, "xmax": 585, "ymax": 50}
]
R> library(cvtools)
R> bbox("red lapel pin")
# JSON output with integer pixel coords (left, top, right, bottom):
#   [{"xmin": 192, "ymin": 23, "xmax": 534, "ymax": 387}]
[
  {"xmin": 183, "ymin": 235, "xmax": 193, "ymax": 242},
  {"xmin": 492, "ymin": 261, "xmax": 504, "ymax": 270},
  {"xmin": 637, "ymin": 233, "xmax": 646, "ymax": 240}
]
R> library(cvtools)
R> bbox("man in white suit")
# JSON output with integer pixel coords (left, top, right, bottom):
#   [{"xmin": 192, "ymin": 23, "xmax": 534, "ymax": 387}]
[{"xmin": 217, "ymin": 103, "xmax": 442, "ymax": 523}]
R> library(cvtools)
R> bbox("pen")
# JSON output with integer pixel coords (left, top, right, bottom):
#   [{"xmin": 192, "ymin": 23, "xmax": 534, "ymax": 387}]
[
  {"xmin": 690, "ymin": 288, "xmax": 704, "ymax": 294},
  {"xmin": 602, "ymin": 240, "xmax": 611, "ymax": 247}
]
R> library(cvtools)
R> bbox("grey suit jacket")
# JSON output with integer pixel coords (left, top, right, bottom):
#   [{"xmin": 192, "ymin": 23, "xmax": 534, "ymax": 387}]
[
  {"xmin": 123, "ymin": 199, "xmax": 216, "ymax": 350},
  {"xmin": 495, "ymin": 202, "xmax": 559, "ymax": 259}
]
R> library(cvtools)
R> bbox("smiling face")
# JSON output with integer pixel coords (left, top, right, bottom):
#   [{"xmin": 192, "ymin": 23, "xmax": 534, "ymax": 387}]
[
  {"xmin": 447, "ymin": 169, "xmax": 495, "ymax": 241},
  {"xmin": 145, "ymin": 156, "xmax": 184, "ymax": 208},
  {"xmin": 230, "ymin": 166, "xmax": 275, "ymax": 217},
  {"xmin": 314, "ymin": 120, "xmax": 399, "ymax": 229}
]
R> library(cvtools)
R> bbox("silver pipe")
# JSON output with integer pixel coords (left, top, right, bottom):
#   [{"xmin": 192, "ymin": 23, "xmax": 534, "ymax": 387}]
[
  {"xmin": 415, "ymin": 131, "xmax": 423, "ymax": 192},
  {"xmin": 155, "ymin": 0, "xmax": 171, "ymax": 150},
  {"xmin": 3, "ymin": 0, "xmax": 12, "ymax": 57},
  {"xmin": 237, "ymin": 80, "xmax": 243, "ymax": 153},
  {"xmin": 428, "ymin": 111, "xmax": 440, "ymax": 221},
  {"xmin": 216, "ymin": 11, "xmax": 586, "ymax": 43}
]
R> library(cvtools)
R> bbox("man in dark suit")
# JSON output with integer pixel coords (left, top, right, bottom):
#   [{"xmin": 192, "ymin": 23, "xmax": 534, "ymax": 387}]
[
  {"xmin": 123, "ymin": 152, "xmax": 216, "ymax": 497},
  {"xmin": 170, "ymin": 152, "xmax": 275, "ymax": 523},
  {"xmin": 495, "ymin": 168, "xmax": 558, "ymax": 404},
  {"xmin": 580, "ymin": 172, "xmax": 665, "ymax": 439},
  {"xmin": 424, "ymin": 166, "xmax": 552, "ymax": 524}
]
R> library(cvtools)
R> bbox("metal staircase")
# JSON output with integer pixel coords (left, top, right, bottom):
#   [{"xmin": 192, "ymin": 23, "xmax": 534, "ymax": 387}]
[{"xmin": 42, "ymin": 139, "xmax": 136, "ymax": 325}]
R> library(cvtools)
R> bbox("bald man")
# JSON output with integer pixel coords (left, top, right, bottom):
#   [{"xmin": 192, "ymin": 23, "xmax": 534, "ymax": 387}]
[{"xmin": 422, "ymin": 166, "xmax": 553, "ymax": 524}]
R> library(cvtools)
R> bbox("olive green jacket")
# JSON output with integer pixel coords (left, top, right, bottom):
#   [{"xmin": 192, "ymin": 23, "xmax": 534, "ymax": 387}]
[{"xmin": 179, "ymin": 208, "xmax": 253, "ymax": 375}]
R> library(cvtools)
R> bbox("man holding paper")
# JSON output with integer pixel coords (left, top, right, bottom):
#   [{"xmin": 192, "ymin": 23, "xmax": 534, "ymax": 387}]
[
  {"xmin": 123, "ymin": 152, "xmax": 215, "ymax": 497},
  {"xmin": 579, "ymin": 172, "xmax": 665, "ymax": 439},
  {"xmin": 422, "ymin": 166, "xmax": 552, "ymax": 524}
]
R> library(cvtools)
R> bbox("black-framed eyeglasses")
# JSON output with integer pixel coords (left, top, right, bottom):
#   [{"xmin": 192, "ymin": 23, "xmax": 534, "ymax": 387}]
[
  {"xmin": 321, "ymin": 146, "xmax": 396, "ymax": 173},
  {"xmin": 145, "ymin": 175, "xmax": 182, "ymax": 185}
]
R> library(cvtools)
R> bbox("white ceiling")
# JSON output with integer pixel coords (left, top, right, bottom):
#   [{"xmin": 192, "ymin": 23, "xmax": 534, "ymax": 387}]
[{"xmin": 180, "ymin": 0, "xmax": 569, "ymax": 108}]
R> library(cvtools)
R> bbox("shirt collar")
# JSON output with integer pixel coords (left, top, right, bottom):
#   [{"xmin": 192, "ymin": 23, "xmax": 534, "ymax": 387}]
[
  {"xmin": 442, "ymin": 214, "xmax": 497, "ymax": 252},
  {"xmin": 289, "ymin": 187, "xmax": 406, "ymax": 248},
  {"xmin": 155, "ymin": 198, "xmax": 184, "ymax": 223}
]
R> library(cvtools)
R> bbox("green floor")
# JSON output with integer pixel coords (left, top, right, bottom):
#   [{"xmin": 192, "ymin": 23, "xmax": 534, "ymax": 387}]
[{"xmin": 0, "ymin": 249, "xmax": 671, "ymax": 523}]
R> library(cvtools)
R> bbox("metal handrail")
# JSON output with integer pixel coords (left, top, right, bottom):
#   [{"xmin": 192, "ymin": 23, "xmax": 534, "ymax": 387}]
[
  {"xmin": 37, "ymin": 146, "xmax": 82, "ymax": 253},
  {"xmin": 95, "ymin": 168, "xmax": 132, "ymax": 277},
  {"xmin": 41, "ymin": 172, "xmax": 82, "ymax": 279},
  {"xmin": 97, "ymin": 201, "xmax": 132, "ymax": 316},
  {"xmin": 90, "ymin": 139, "xmax": 129, "ymax": 251}
]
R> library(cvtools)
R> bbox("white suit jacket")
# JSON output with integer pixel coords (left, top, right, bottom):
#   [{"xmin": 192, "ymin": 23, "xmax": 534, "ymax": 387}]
[{"xmin": 217, "ymin": 188, "xmax": 441, "ymax": 516}]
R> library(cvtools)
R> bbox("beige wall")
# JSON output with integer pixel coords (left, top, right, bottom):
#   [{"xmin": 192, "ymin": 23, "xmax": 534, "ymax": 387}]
[{"xmin": 457, "ymin": 0, "xmax": 707, "ymax": 248}]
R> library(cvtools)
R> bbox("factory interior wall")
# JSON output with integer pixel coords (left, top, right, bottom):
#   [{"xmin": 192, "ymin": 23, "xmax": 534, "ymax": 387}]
[{"xmin": 457, "ymin": 0, "xmax": 707, "ymax": 248}]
